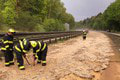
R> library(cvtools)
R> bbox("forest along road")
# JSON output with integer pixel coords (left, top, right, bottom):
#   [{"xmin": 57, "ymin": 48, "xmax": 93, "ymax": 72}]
[{"xmin": 0, "ymin": 31, "xmax": 115, "ymax": 80}]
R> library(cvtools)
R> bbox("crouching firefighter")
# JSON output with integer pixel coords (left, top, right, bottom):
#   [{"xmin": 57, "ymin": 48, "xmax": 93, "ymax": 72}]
[
  {"xmin": 14, "ymin": 39, "xmax": 31, "ymax": 70},
  {"xmin": 0, "ymin": 29, "xmax": 15, "ymax": 66},
  {"xmin": 14, "ymin": 39, "xmax": 48, "ymax": 70},
  {"xmin": 30, "ymin": 41, "xmax": 48, "ymax": 66}
]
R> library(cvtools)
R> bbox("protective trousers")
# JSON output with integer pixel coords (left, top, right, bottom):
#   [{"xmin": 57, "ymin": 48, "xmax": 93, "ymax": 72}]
[
  {"xmin": 14, "ymin": 49, "xmax": 25, "ymax": 70},
  {"xmin": 83, "ymin": 35, "xmax": 86, "ymax": 40},
  {"xmin": 37, "ymin": 46, "xmax": 48, "ymax": 64},
  {"xmin": 4, "ymin": 50, "xmax": 14, "ymax": 66}
]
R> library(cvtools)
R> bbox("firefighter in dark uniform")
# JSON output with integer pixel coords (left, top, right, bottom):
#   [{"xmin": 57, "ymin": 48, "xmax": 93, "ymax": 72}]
[
  {"xmin": 14, "ymin": 39, "xmax": 31, "ymax": 70},
  {"xmin": 0, "ymin": 29, "xmax": 15, "ymax": 66},
  {"xmin": 30, "ymin": 41, "xmax": 48, "ymax": 66},
  {"xmin": 83, "ymin": 30, "xmax": 87, "ymax": 40}
]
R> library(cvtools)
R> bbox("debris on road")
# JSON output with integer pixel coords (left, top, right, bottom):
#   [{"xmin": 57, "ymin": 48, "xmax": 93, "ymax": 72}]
[{"xmin": 0, "ymin": 31, "xmax": 114, "ymax": 80}]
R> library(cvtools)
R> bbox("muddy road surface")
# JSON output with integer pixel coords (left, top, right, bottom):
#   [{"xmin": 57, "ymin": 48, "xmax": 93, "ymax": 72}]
[{"xmin": 0, "ymin": 31, "xmax": 115, "ymax": 80}]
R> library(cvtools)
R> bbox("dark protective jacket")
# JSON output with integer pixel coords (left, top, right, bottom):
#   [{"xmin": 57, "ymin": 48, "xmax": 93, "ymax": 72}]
[
  {"xmin": 1, "ymin": 34, "xmax": 14, "ymax": 51},
  {"xmin": 83, "ymin": 31, "xmax": 87, "ymax": 35},
  {"xmin": 14, "ymin": 40, "xmax": 31, "ymax": 54},
  {"xmin": 33, "ymin": 41, "xmax": 47, "ymax": 53}
]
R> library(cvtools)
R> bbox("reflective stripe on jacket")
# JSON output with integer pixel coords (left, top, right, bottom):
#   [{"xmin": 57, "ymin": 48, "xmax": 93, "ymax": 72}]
[{"xmin": 0, "ymin": 34, "xmax": 13, "ymax": 51}]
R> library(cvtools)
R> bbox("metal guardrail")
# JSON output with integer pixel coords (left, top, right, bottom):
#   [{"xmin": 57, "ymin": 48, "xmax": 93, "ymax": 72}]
[
  {"xmin": 0, "ymin": 31, "xmax": 83, "ymax": 57},
  {"xmin": 0, "ymin": 31, "xmax": 83, "ymax": 44}
]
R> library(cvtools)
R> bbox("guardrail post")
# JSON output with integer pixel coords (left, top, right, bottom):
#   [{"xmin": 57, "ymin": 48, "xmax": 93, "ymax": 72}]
[
  {"xmin": 49, "ymin": 39, "xmax": 52, "ymax": 43},
  {"xmin": 66, "ymin": 36, "xmax": 69, "ymax": 40},
  {"xmin": 59, "ymin": 37, "xmax": 62, "ymax": 40},
  {"xmin": 68, "ymin": 35, "xmax": 70, "ymax": 39},
  {"xmin": 41, "ymin": 40, "xmax": 43, "ymax": 42},
  {"xmin": 55, "ymin": 38, "xmax": 57, "ymax": 42},
  {"xmin": 64, "ymin": 36, "xmax": 67, "ymax": 40}
]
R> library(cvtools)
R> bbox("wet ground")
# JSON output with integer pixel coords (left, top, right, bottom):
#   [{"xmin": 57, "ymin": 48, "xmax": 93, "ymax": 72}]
[
  {"xmin": 0, "ymin": 31, "xmax": 119, "ymax": 80},
  {"xmin": 100, "ymin": 32, "xmax": 120, "ymax": 80}
]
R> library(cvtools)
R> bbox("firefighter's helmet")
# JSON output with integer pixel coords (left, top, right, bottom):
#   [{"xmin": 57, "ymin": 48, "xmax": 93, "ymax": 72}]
[
  {"xmin": 30, "ymin": 41, "xmax": 37, "ymax": 48},
  {"xmin": 8, "ymin": 29, "xmax": 15, "ymax": 33}
]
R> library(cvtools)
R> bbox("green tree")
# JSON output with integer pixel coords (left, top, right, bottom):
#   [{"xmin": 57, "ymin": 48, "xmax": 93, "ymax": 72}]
[
  {"xmin": 103, "ymin": 0, "xmax": 120, "ymax": 31},
  {"xmin": 0, "ymin": 0, "xmax": 75, "ymax": 32},
  {"xmin": 43, "ymin": 18, "xmax": 65, "ymax": 31},
  {"xmin": 1, "ymin": 0, "xmax": 16, "ymax": 25}
]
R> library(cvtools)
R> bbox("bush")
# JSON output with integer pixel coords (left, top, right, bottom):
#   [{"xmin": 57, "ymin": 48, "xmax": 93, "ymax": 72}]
[
  {"xmin": 14, "ymin": 12, "xmax": 42, "ymax": 31},
  {"xmin": 35, "ymin": 24, "xmax": 46, "ymax": 32},
  {"xmin": 0, "ymin": 24, "xmax": 10, "ymax": 32},
  {"xmin": 43, "ymin": 19, "xmax": 65, "ymax": 32}
]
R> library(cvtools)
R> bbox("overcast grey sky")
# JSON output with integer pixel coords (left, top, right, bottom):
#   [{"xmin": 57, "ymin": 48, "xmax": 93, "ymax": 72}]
[{"xmin": 61, "ymin": 0, "xmax": 115, "ymax": 21}]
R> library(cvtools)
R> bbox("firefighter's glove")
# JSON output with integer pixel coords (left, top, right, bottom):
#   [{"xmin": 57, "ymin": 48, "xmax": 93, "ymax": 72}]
[
  {"xmin": 23, "ymin": 53, "xmax": 26, "ymax": 58},
  {"xmin": 33, "ymin": 54, "xmax": 36, "ymax": 60}
]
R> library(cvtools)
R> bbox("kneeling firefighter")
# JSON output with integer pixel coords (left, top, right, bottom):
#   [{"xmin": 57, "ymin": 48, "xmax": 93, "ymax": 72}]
[{"xmin": 14, "ymin": 39, "xmax": 47, "ymax": 70}]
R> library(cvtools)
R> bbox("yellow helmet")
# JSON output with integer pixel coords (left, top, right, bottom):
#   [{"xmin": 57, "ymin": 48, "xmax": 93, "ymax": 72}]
[
  {"xmin": 30, "ymin": 41, "xmax": 37, "ymax": 48},
  {"xmin": 8, "ymin": 28, "xmax": 15, "ymax": 33}
]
